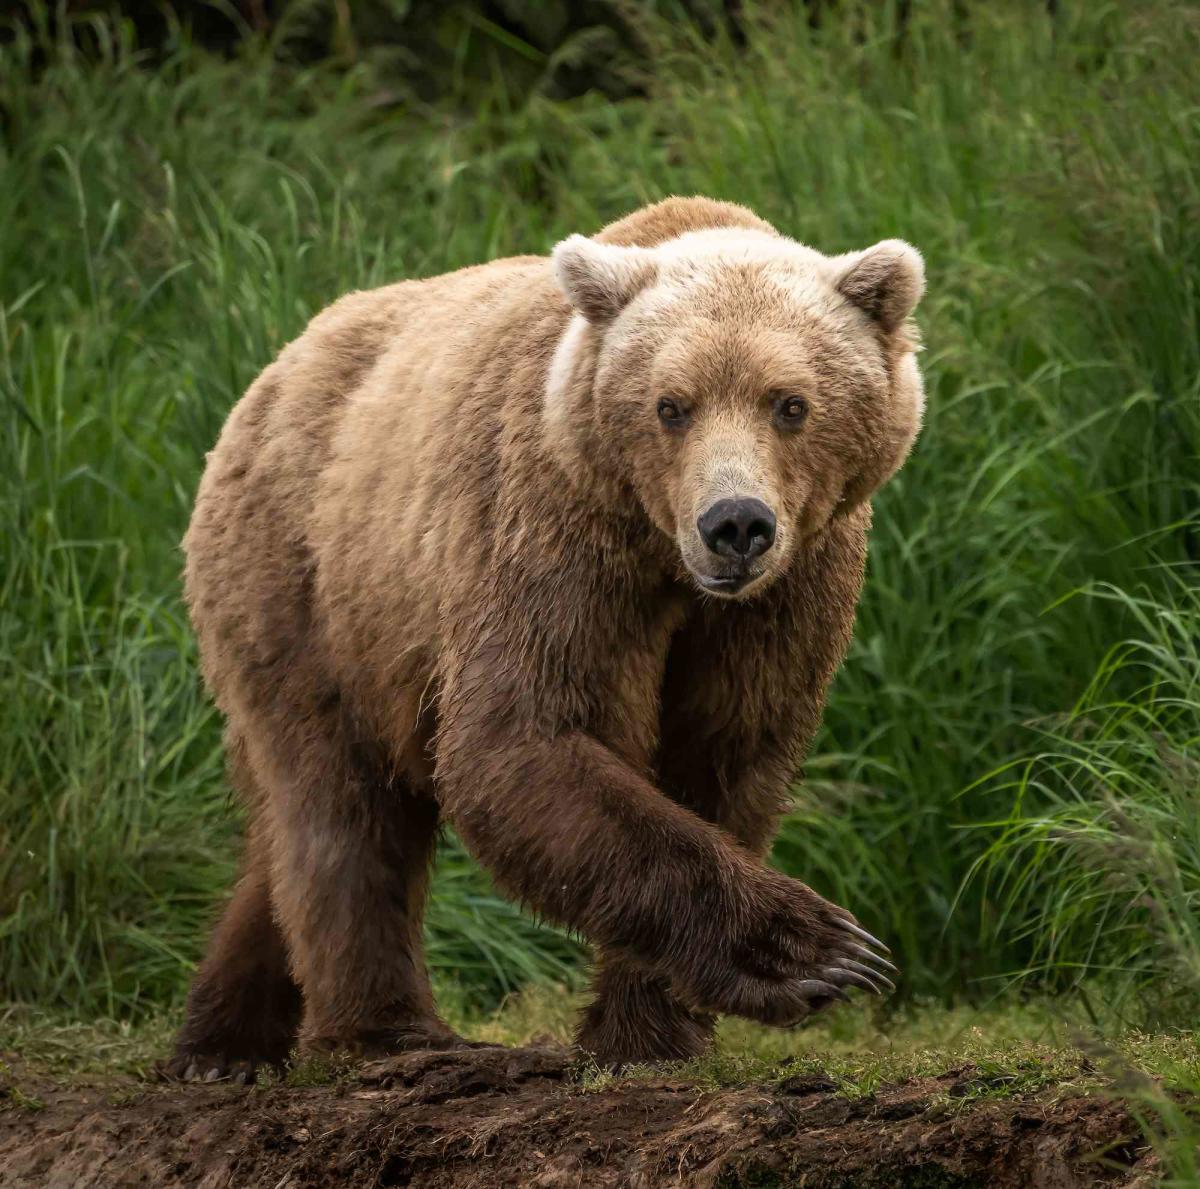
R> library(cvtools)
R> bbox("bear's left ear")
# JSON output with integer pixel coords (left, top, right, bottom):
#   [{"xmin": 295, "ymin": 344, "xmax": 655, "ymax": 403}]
[
  {"xmin": 552, "ymin": 235, "xmax": 659, "ymax": 323},
  {"xmin": 831, "ymin": 239, "xmax": 925, "ymax": 333}
]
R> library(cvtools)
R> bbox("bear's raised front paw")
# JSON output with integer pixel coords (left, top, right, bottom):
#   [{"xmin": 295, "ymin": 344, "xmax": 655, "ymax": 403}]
[{"xmin": 670, "ymin": 876, "xmax": 898, "ymax": 1026}]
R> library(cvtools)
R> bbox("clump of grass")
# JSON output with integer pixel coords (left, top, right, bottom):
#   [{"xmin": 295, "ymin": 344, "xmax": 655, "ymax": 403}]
[
  {"xmin": 1, "ymin": 1084, "xmax": 46, "ymax": 1114},
  {"xmin": 0, "ymin": 1005, "xmax": 178, "ymax": 1079},
  {"xmin": 276, "ymin": 1050, "xmax": 359, "ymax": 1090},
  {"xmin": 967, "ymin": 575, "xmax": 1200, "ymax": 1023},
  {"xmin": 439, "ymin": 979, "xmax": 580, "ymax": 1047}
]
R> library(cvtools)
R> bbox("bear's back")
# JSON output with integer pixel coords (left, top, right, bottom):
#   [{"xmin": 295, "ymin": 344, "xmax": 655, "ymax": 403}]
[{"xmin": 183, "ymin": 252, "xmax": 557, "ymax": 717}]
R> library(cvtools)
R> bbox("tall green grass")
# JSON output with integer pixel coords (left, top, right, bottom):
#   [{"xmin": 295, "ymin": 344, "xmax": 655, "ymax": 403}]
[
  {"xmin": 967, "ymin": 575, "xmax": 1200, "ymax": 1022},
  {"xmin": 1, "ymin": 2, "xmax": 1197, "ymax": 1022}
]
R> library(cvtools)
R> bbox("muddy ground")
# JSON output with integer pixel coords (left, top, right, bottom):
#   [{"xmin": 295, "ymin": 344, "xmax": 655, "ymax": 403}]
[{"xmin": 0, "ymin": 1043, "xmax": 1162, "ymax": 1187}]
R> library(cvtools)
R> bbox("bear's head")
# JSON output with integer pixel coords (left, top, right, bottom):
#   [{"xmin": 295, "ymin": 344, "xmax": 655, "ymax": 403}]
[{"xmin": 546, "ymin": 224, "xmax": 925, "ymax": 600}]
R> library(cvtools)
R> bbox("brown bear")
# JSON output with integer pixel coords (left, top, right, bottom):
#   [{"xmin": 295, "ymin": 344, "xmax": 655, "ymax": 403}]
[{"xmin": 168, "ymin": 196, "xmax": 924, "ymax": 1081}]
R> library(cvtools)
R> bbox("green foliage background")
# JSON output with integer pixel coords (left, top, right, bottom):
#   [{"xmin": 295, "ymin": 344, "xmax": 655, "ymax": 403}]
[{"xmin": 1, "ymin": 1, "xmax": 1198, "ymax": 1025}]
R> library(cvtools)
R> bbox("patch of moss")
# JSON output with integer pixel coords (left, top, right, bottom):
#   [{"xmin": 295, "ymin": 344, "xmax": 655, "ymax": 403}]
[{"xmin": 280, "ymin": 1050, "xmax": 357, "ymax": 1089}]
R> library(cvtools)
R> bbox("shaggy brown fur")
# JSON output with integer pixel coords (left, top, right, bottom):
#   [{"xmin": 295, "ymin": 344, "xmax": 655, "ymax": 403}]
[{"xmin": 169, "ymin": 196, "xmax": 924, "ymax": 1079}]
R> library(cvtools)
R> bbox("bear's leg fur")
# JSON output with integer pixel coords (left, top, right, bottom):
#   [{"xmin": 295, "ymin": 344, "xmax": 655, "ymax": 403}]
[
  {"xmin": 575, "ymin": 961, "xmax": 715, "ymax": 1068},
  {"xmin": 244, "ymin": 713, "xmax": 467, "ymax": 1059},
  {"xmin": 574, "ymin": 788, "xmax": 776, "ymax": 1067},
  {"xmin": 166, "ymin": 824, "xmax": 301, "ymax": 1081},
  {"xmin": 576, "ymin": 596, "xmax": 825, "ymax": 1068},
  {"xmin": 574, "ymin": 798, "xmax": 783, "ymax": 1066},
  {"xmin": 165, "ymin": 825, "xmax": 300, "ymax": 1079},
  {"xmin": 167, "ymin": 735, "xmax": 302, "ymax": 1080}
]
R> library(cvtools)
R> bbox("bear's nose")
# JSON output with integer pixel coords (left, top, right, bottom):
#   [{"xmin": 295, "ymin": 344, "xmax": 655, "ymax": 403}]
[{"xmin": 697, "ymin": 498, "xmax": 776, "ymax": 561}]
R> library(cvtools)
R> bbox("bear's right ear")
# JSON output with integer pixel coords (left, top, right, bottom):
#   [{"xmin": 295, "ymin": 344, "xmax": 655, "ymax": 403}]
[
  {"xmin": 831, "ymin": 239, "xmax": 925, "ymax": 334},
  {"xmin": 552, "ymin": 235, "xmax": 659, "ymax": 322}
]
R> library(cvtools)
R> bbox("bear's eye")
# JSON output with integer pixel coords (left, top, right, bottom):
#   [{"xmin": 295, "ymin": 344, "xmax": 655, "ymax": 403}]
[
  {"xmin": 657, "ymin": 397, "xmax": 688, "ymax": 428},
  {"xmin": 773, "ymin": 394, "xmax": 809, "ymax": 429}
]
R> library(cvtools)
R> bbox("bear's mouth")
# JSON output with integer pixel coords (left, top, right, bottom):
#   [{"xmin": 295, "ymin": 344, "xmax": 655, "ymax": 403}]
[
  {"xmin": 696, "ymin": 572, "xmax": 751, "ymax": 594},
  {"xmin": 691, "ymin": 565, "xmax": 765, "ymax": 597}
]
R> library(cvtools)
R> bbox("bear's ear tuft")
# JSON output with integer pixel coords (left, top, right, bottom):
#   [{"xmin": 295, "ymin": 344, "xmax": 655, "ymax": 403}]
[
  {"xmin": 552, "ymin": 235, "xmax": 659, "ymax": 322},
  {"xmin": 832, "ymin": 240, "xmax": 925, "ymax": 333}
]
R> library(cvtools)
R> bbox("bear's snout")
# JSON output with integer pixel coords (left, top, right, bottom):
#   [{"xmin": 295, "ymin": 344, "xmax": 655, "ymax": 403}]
[{"xmin": 696, "ymin": 498, "xmax": 776, "ymax": 562}]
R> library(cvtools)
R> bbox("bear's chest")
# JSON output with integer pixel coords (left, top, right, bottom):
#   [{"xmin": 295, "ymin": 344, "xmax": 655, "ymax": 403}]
[{"xmin": 586, "ymin": 590, "xmax": 690, "ymax": 777}]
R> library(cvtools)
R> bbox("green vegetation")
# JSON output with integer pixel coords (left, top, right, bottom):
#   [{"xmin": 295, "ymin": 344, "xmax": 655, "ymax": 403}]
[
  {"xmin": 1, "ymin": 0, "xmax": 1197, "ymax": 1083},
  {"xmin": 1, "ymin": 988, "xmax": 1195, "ymax": 1103}
]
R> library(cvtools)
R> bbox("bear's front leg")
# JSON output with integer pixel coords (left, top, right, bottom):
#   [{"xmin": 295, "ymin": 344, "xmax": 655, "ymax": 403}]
[
  {"xmin": 572, "ymin": 761, "xmax": 786, "ymax": 1066},
  {"xmin": 435, "ymin": 654, "xmax": 893, "ymax": 1034},
  {"xmin": 575, "ymin": 731, "xmax": 800, "ymax": 1066},
  {"xmin": 573, "ymin": 513, "xmax": 895, "ymax": 1066},
  {"xmin": 574, "ymin": 748, "xmax": 894, "ymax": 1066},
  {"xmin": 574, "ymin": 960, "xmax": 715, "ymax": 1068}
]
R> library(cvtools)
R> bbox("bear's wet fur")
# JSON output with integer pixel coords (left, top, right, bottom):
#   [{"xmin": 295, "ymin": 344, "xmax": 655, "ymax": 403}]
[{"xmin": 169, "ymin": 197, "xmax": 923, "ymax": 1079}]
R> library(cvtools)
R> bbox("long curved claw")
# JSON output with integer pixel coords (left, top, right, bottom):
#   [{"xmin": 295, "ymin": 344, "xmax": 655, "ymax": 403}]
[
  {"xmin": 229, "ymin": 1061, "xmax": 256, "ymax": 1086},
  {"xmin": 847, "ymin": 942, "xmax": 900, "ymax": 974},
  {"xmin": 821, "ymin": 966, "xmax": 884, "ymax": 995},
  {"xmin": 841, "ymin": 958, "xmax": 896, "ymax": 993},
  {"xmin": 794, "ymin": 979, "xmax": 848, "ymax": 1003},
  {"xmin": 840, "ymin": 921, "xmax": 891, "ymax": 953}
]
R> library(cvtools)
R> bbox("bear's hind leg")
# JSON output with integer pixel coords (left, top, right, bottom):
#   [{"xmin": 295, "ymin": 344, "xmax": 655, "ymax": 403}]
[
  {"xmin": 166, "ymin": 825, "xmax": 301, "ymax": 1082},
  {"xmin": 254, "ymin": 717, "xmax": 469, "ymax": 1059}
]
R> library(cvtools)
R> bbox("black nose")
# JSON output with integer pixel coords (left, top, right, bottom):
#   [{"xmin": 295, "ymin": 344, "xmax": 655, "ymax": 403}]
[{"xmin": 697, "ymin": 498, "xmax": 776, "ymax": 560}]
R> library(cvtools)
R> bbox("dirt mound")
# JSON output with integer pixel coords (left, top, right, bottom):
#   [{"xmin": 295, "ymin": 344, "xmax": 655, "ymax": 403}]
[{"xmin": 0, "ymin": 1044, "xmax": 1156, "ymax": 1187}]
